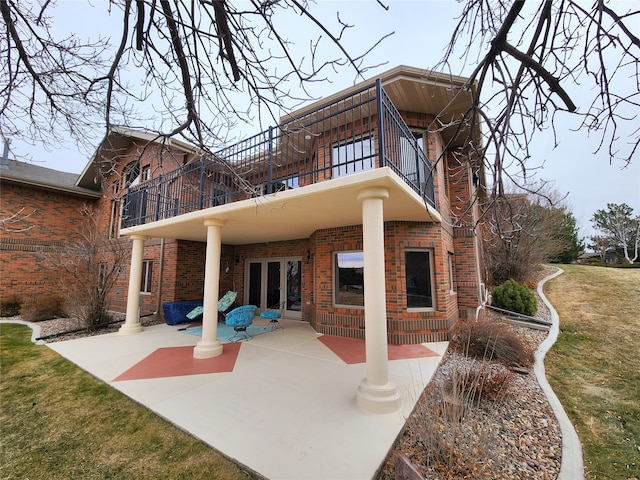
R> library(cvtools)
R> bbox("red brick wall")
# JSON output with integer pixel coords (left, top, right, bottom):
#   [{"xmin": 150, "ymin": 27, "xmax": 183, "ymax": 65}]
[
  {"xmin": 310, "ymin": 221, "xmax": 459, "ymax": 344},
  {"xmin": 0, "ymin": 181, "xmax": 98, "ymax": 299},
  {"xmin": 448, "ymin": 151, "xmax": 483, "ymax": 318}
]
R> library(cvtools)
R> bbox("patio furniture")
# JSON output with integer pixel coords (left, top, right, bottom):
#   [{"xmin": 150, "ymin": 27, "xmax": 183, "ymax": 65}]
[
  {"xmin": 260, "ymin": 302, "xmax": 285, "ymax": 330},
  {"xmin": 183, "ymin": 291, "xmax": 238, "ymax": 322},
  {"xmin": 217, "ymin": 291, "xmax": 238, "ymax": 320},
  {"xmin": 225, "ymin": 305, "xmax": 257, "ymax": 341},
  {"xmin": 163, "ymin": 300, "xmax": 203, "ymax": 325}
]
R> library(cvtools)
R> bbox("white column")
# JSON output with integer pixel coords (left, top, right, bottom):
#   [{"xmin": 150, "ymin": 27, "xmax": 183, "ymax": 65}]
[
  {"xmin": 119, "ymin": 235, "xmax": 147, "ymax": 335},
  {"xmin": 194, "ymin": 219, "xmax": 225, "ymax": 359},
  {"xmin": 356, "ymin": 187, "xmax": 400, "ymax": 414}
]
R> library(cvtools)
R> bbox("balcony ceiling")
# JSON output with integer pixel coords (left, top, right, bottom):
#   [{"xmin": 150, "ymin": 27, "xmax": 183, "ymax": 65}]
[{"xmin": 120, "ymin": 168, "xmax": 441, "ymax": 245}]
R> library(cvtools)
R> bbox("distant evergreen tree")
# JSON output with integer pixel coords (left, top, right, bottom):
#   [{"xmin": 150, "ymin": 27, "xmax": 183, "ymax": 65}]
[{"xmin": 549, "ymin": 208, "xmax": 584, "ymax": 264}]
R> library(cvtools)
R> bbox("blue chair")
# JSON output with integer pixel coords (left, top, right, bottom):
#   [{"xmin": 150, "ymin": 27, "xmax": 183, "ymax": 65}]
[
  {"xmin": 259, "ymin": 301, "xmax": 285, "ymax": 330},
  {"xmin": 225, "ymin": 305, "xmax": 257, "ymax": 341}
]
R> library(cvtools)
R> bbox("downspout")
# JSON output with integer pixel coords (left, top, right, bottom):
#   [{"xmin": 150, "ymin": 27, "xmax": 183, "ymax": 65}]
[{"xmin": 155, "ymin": 238, "xmax": 166, "ymax": 314}]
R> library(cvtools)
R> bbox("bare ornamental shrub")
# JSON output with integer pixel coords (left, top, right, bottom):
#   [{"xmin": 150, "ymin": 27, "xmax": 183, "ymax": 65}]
[
  {"xmin": 450, "ymin": 318, "xmax": 534, "ymax": 367},
  {"xmin": 409, "ymin": 360, "xmax": 511, "ymax": 479},
  {"xmin": 46, "ymin": 205, "xmax": 129, "ymax": 330},
  {"xmin": 0, "ymin": 294, "xmax": 23, "ymax": 317},
  {"xmin": 20, "ymin": 294, "xmax": 66, "ymax": 322},
  {"xmin": 445, "ymin": 361, "xmax": 515, "ymax": 412}
]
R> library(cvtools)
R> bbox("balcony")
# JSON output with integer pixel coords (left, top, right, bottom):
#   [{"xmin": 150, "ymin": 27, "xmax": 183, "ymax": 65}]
[{"xmin": 122, "ymin": 79, "xmax": 435, "ymax": 230}]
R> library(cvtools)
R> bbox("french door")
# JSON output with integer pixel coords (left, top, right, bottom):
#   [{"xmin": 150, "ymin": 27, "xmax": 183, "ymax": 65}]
[{"xmin": 246, "ymin": 257, "xmax": 302, "ymax": 320}]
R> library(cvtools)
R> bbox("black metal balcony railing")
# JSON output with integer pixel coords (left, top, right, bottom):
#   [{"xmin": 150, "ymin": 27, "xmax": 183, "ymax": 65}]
[{"xmin": 122, "ymin": 80, "xmax": 435, "ymax": 229}]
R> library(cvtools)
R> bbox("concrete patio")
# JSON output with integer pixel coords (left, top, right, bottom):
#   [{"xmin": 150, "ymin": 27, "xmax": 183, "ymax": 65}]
[{"xmin": 46, "ymin": 318, "xmax": 447, "ymax": 480}]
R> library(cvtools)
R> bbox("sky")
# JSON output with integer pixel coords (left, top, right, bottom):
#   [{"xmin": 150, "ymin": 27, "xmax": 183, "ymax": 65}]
[{"xmin": 6, "ymin": 0, "xmax": 639, "ymax": 241}]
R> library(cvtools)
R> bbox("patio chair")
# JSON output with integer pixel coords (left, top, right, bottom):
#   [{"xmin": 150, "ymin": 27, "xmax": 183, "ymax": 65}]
[
  {"xmin": 217, "ymin": 291, "xmax": 238, "ymax": 321},
  {"xmin": 184, "ymin": 291, "xmax": 237, "ymax": 322},
  {"xmin": 225, "ymin": 305, "xmax": 257, "ymax": 341},
  {"xmin": 259, "ymin": 301, "xmax": 285, "ymax": 330}
]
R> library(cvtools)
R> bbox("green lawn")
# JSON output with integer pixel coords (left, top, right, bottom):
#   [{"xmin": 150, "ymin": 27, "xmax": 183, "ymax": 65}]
[
  {"xmin": 544, "ymin": 265, "xmax": 640, "ymax": 479},
  {"xmin": 0, "ymin": 324, "xmax": 253, "ymax": 479}
]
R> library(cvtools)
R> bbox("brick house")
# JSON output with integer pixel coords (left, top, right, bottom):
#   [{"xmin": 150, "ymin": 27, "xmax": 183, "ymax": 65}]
[
  {"xmin": 0, "ymin": 158, "xmax": 102, "ymax": 297},
  {"xmin": 2, "ymin": 66, "xmax": 485, "ymax": 412}
]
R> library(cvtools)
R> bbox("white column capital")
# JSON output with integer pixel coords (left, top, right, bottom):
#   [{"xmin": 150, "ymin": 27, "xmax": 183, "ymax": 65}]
[
  {"xmin": 128, "ymin": 234, "xmax": 149, "ymax": 241},
  {"xmin": 357, "ymin": 186, "xmax": 389, "ymax": 202},
  {"xmin": 204, "ymin": 218, "xmax": 226, "ymax": 228}
]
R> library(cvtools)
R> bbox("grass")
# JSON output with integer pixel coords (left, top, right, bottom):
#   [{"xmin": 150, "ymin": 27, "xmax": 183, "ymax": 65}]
[
  {"xmin": 544, "ymin": 264, "xmax": 640, "ymax": 479},
  {"xmin": 0, "ymin": 324, "xmax": 253, "ymax": 480}
]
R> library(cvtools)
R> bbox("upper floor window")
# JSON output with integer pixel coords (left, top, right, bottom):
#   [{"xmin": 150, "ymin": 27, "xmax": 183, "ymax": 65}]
[
  {"xmin": 332, "ymin": 137, "xmax": 375, "ymax": 178},
  {"xmin": 141, "ymin": 164, "xmax": 151, "ymax": 182},
  {"xmin": 405, "ymin": 250, "xmax": 434, "ymax": 309},
  {"xmin": 123, "ymin": 161, "xmax": 141, "ymax": 188},
  {"xmin": 401, "ymin": 131, "xmax": 433, "ymax": 196},
  {"xmin": 334, "ymin": 251, "xmax": 364, "ymax": 307}
]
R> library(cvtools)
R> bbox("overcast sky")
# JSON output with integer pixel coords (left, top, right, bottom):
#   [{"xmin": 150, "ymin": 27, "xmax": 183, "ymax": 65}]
[{"xmin": 7, "ymin": 0, "xmax": 639, "ymax": 240}]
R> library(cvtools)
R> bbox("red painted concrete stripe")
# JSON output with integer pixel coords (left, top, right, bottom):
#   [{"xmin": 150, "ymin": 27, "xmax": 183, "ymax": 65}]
[
  {"xmin": 317, "ymin": 335, "xmax": 438, "ymax": 365},
  {"xmin": 112, "ymin": 343, "xmax": 242, "ymax": 381}
]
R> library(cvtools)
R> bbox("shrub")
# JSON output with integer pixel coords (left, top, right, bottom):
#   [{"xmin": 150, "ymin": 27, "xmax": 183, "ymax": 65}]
[
  {"xmin": 0, "ymin": 295, "xmax": 23, "ymax": 317},
  {"xmin": 20, "ymin": 294, "xmax": 67, "ymax": 322},
  {"xmin": 445, "ymin": 361, "xmax": 514, "ymax": 407},
  {"xmin": 491, "ymin": 279, "xmax": 538, "ymax": 316},
  {"xmin": 450, "ymin": 318, "xmax": 534, "ymax": 367}
]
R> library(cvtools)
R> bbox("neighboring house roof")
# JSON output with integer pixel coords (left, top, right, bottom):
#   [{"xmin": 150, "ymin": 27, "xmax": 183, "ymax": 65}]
[{"xmin": 0, "ymin": 159, "xmax": 102, "ymax": 198}]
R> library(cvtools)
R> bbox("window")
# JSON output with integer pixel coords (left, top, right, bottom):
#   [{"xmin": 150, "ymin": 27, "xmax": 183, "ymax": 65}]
[
  {"xmin": 140, "ymin": 260, "xmax": 153, "ymax": 294},
  {"xmin": 405, "ymin": 250, "xmax": 434, "ymax": 309},
  {"xmin": 141, "ymin": 164, "xmax": 151, "ymax": 182},
  {"xmin": 332, "ymin": 137, "xmax": 375, "ymax": 178},
  {"xmin": 448, "ymin": 252, "xmax": 456, "ymax": 293},
  {"xmin": 123, "ymin": 161, "xmax": 141, "ymax": 188},
  {"xmin": 334, "ymin": 252, "xmax": 364, "ymax": 307},
  {"xmin": 401, "ymin": 131, "xmax": 434, "ymax": 202},
  {"xmin": 109, "ymin": 199, "xmax": 120, "ymax": 238}
]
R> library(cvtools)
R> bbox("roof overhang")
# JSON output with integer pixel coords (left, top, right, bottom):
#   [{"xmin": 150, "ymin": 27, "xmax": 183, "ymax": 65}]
[
  {"xmin": 284, "ymin": 65, "xmax": 478, "ymax": 149},
  {"xmin": 120, "ymin": 167, "xmax": 441, "ymax": 244},
  {"xmin": 76, "ymin": 126, "xmax": 201, "ymax": 190}
]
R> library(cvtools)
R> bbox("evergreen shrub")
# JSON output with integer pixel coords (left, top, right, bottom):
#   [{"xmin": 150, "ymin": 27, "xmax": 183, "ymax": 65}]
[{"xmin": 491, "ymin": 279, "xmax": 538, "ymax": 316}]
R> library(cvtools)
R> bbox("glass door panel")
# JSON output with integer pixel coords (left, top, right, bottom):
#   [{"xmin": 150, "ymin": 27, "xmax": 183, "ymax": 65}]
[
  {"xmin": 245, "ymin": 258, "xmax": 303, "ymax": 320},
  {"xmin": 266, "ymin": 261, "xmax": 281, "ymax": 309},
  {"xmin": 248, "ymin": 262, "xmax": 262, "ymax": 307},
  {"xmin": 286, "ymin": 260, "xmax": 302, "ymax": 318}
]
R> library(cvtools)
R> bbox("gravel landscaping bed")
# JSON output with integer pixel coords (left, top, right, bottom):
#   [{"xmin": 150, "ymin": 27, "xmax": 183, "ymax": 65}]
[
  {"xmin": 33, "ymin": 313, "xmax": 163, "ymax": 342},
  {"xmin": 378, "ymin": 266, "xmax": 562, "ymax": 479}
]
